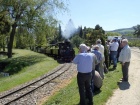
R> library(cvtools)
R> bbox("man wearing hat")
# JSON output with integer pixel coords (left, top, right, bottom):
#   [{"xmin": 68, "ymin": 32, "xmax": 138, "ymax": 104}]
[
  {"xmin": 73, "ymin": 44, "xmax": 94, "ymax": 105},
  {"xmin": 96, "ymin": 39, "xmax": 104, "ymax": 56},
  {"xmin": 109, "ymin": 38, "xmax": 119, "ymax": 69},
  {"xmin": 91, "ymin": 45, "xmax": 102, "ymax": 74}
]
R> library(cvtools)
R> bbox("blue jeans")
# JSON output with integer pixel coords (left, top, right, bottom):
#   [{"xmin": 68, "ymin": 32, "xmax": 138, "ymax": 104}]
[{"xmin": 110, "ymin": 51, "xmax": 118, "ymax": 67}]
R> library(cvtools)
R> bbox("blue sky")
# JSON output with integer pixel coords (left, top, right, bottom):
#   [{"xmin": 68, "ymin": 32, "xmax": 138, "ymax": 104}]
[{"xmin": 57, "ymin": 0, "xmax": 140, "ymax": 31}]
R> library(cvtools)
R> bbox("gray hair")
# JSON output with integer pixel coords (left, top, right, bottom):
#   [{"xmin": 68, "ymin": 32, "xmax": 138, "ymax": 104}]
[
  {"xmin": 122, "ymin": 39, "xmax": 128, "ymax": 44},
  {"xmin": 96, "ymin": 39, "xmax": 101, "ymax": 44},
  {"xmin": 79, "ymin": 44, "xmax": 87, "ymax": 52}
]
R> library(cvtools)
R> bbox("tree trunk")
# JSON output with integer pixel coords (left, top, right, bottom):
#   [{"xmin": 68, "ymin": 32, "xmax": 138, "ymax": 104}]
[
  {"xmin": 2, "ymin": 38, "xmax": 5, "ymax": 52},
  {"xmin": 2, "ymin": 45, "xmax": 5, "ymax": 52},
  {"xmin": 7, "ymin": 23, "xmax": 17, "ymax": 58}
]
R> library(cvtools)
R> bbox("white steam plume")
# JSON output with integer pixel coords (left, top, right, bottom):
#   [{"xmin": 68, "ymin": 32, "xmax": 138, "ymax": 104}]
[{"xmin": 62, "ymin": 19, "xmax": 77, "ymax": 39}]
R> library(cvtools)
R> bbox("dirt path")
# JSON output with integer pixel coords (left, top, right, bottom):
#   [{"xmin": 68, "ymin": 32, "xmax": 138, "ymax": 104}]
[{"xmin": 106, "ymin": 47, "xmax": 140, "ymax": 105}]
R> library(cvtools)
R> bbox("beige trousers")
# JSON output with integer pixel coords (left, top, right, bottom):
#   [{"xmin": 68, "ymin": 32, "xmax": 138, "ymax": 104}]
[{"xmin": 99, "ymin": 56, "xmax": 105, "ymax": 79}]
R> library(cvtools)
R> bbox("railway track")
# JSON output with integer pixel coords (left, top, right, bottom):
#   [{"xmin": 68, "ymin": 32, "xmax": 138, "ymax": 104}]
[{"xmin": 0, "ymin": 63, "xmax": 72, "ymax": 105}]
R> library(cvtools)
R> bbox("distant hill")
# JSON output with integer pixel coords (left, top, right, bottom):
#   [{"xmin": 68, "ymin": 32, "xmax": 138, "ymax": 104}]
[{"xmin": 106, "ymin": 27, "xmax": 135, "ymax": 35}]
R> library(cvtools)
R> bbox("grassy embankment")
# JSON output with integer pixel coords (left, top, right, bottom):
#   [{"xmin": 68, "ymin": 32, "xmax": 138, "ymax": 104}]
[
  {"xmin": 74, "ymin": 48, "xmax": 79, "ymax": 55},
  {"xmin": 0, "ymin": 49, "xmax": 59, "ymax": 92},
  {"xmin": 129, "ymin": 39, "xmax": 140, "ymax": 47},
  {"xmin": 44, "ymin": 64, "xmax": 122, "ymax": 105}
]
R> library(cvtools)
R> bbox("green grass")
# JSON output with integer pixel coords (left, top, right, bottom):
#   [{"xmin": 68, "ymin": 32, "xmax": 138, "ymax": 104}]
[
  {"xmin": 129, "ymin": 40, "xmax": 140, "ymax": 47},
  {"xmin": 43, "ymin": 64, "xmax": 122, "ymax": 105},
  {"xmin": 74, "ymin": 48, "xmax": 79, "ymax": 55},
  {"xmin": 0, "ymin": 49, "xmax": 59, "ymax": 92}
]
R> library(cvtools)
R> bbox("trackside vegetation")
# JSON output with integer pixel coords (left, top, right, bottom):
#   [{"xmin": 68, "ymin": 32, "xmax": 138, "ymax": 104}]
[
  {"xmin": 0, "ymin": 49, "xmax": 59, "ymax": 92},
  {"xmin": 128, "ymin": 39, "xmax": 140, "ymax": 47},
  {"xmin": 43, "ymin": 64, "xmax": 122, "ymax": 105}
]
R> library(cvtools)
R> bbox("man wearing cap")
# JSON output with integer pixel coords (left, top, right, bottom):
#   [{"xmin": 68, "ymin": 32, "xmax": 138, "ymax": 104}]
[
  {"xmin": 73, "ymin": 44, "xmax": 94, "ymax": 105},
  {"xmin": 91, "ymin": 45, "xmax": 102, "ymax": 73},
  {"xmin": 96, "ymin": 39, "xmax": 104, "ymax": 56},
  {"xmin": 109, "ymin": 38, "xmax": 119, "ymax": 69}
]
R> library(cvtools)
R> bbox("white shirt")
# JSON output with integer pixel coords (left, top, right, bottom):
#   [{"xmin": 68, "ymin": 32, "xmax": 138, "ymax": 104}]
[
  {"xmin": 119, "ymin": 45, "xmax": 131, "ymax": 63},
  {"xmin": 97, "ymin": 44, "xmax": 104, "ymax": 57},
  {"xmin": 109, "ymin": 42, "xmax": 119, "ymax": 51}
]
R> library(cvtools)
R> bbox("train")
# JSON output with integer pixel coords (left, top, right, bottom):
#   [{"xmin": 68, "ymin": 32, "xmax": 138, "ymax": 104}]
[{"xmin": 38, "ymin": 39, "xmax": 75, "ymax": 62}]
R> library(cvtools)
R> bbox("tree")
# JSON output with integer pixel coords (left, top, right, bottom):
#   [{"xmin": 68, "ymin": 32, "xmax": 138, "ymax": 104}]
[
  {"xmin": 34, "ymin": 18, "xmax": 48, "ymax": 47},
  {"xmin": 78, "ymin": 26, "xmax": 83, "ymax": 38},
  {"xmin": 0, "ymin": 12, "xmax": 10, "ymax": 35},
  {"xmin": 133, "ymin": 25, "xmax": 140, "ymax": 37},
  {"xmin": 83, "ymin": 26, "xmax": 87, "ymax": 39},
  {"xmin": 71, "ymin": 35, "xmax": 84, "ymax": 48},
  {"xmin": 0, "ymin": 0, "xmax": 67, "ymax": 58},
  {"xmin": 85, "ymin": 24, "xmax": 109, "ymax": 68},
  {"xmin": 0, "ymin": 11, "xmax": 11, "ymax": 51},
  {"xmin": 85, "ymin": 27, "xmax": 102, "ymax": 46},
  {"xmin": 15, "ymin": 26, "xmax": 34, "ymax": 49},
  {"xmin": 95, "ymin": 24, "xmax": 101, "ymax": 30},
  {"xmin": 106, "ymin": 32, "xmax": 121, "ymax": 37},
  {"xmin": 94, "ymin": 25, "xmax": 109, "ymax": 68},
  {"xmin": 57, "ymin": 24, "xmax": 63, "ymax": 42}
]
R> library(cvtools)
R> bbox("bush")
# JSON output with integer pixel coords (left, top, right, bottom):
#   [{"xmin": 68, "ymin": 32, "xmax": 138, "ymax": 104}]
[
  {"xmin": 128, "ymin": 40, "xmax": 140, "ymax": 47},
  {"xmin": 71, "ymin": 35, "xmax": 84, "ymax": 48}
]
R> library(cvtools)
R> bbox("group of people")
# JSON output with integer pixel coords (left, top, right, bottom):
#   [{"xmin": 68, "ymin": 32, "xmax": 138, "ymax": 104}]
[{"xmin": 72, "ymin": 38, "xmax": 131, "ymax": 105}]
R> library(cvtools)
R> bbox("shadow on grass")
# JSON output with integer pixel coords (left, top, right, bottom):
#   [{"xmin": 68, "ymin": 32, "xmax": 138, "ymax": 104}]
[
  {"xmin": 0, "ymin": 51, "xmax": 8, "ymax": 55},
  {"xmin": 72, "ymin": 103, "xmax": 80, "ymax": 105},
  {"xmin": 94, "ymin": 89, "xmax": 102, "ymax": 95},
  {"xmin": 0, "ymin": 55, "xmax": 46, "ymax": 75},
  {"xmin": 108, "ymin": 67, "xmax": 116, "ymax": 71},
  {"xmin": 117, "ymin": 81, "xmax": 130, "ymax": 90}
]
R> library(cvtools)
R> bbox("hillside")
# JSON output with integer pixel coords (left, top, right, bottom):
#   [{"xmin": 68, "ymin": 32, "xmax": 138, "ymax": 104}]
[{"xmin": 106, "ymin": 27, "xmax": 135, "ymax": 35}]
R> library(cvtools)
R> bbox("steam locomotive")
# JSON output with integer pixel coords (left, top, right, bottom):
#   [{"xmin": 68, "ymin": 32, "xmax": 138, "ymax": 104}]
[{"xmin": 43, "ymin": 39, "xmax": 75, "ymax": 62}]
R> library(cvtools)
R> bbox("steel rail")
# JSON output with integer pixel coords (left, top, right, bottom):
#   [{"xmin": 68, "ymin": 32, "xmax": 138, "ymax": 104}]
[
  {"xmin": 0, "ymin": 64, "xmax": 65, "ymax": 99},
  {"xmin": 0, "ymin": 63, "xmax": 72, "ymax": 105}
]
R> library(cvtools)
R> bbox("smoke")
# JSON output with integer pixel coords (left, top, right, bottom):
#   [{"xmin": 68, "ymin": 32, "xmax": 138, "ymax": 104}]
[{"xmin": 62, "ymin": 19, "xmax": 77, "ymax": 39}]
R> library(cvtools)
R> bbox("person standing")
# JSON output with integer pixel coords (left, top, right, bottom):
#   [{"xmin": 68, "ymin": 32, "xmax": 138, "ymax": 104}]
[
  {"xmin": 96, "ymin": 39, "xmax": 105, "ymax": 79},
  {"xmin": 118, "ymin": 39, "xmax": 131, "ymax": 82},
  {"xmin": 91, "ymin": 52, "xmax": 98, "ymax": 94},
  {"xmin": 109, "ymin": 38, "xmax": 119, "ymax": 69},
  {"xmin": 91, "ymin": 45, "xmax": 102, "ymax": 74},
  {"xmin": 73, "ymin": 44, "xmax": 94, "ymax": 105},
  {"xmin": 96, "ymin": 39, "xmax": 104, "ymax": 56}
]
